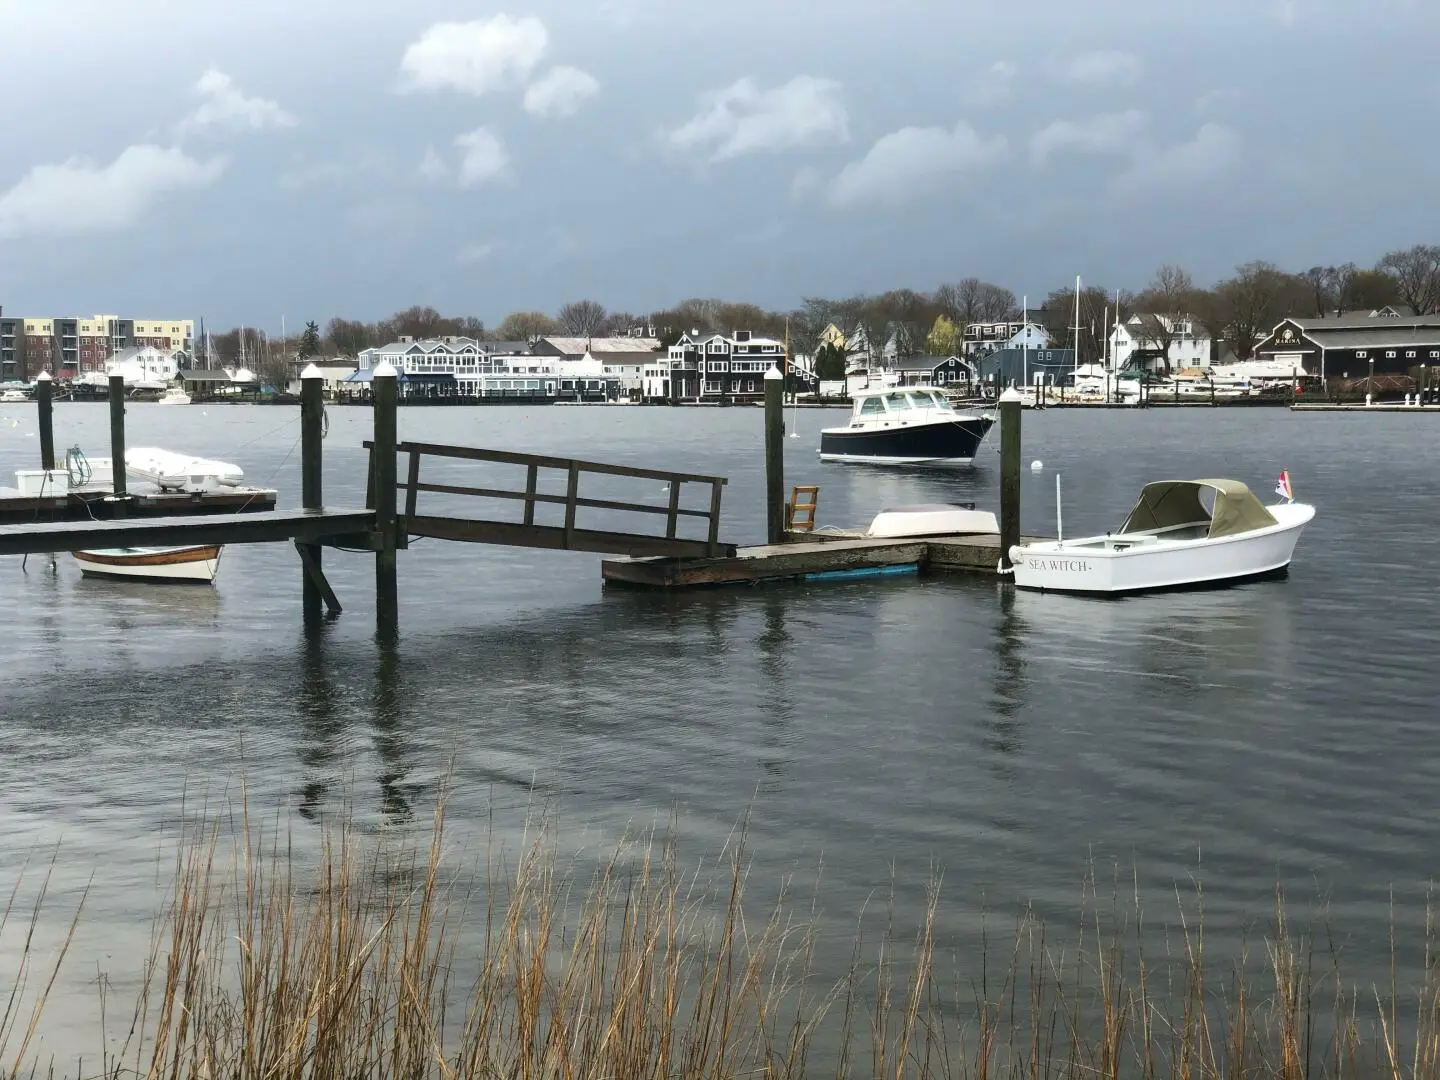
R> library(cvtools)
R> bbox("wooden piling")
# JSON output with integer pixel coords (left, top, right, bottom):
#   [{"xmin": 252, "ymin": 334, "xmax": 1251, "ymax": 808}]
[
  {"xmin": 998, "ymin": 387, "xmax": 1022, "ymax": 570},
  {"xmin": 371, "ymin": 362, "xmax": 399, "ymax": 630},
  {"xmin": 108, "ymin": 374, "xmax": 127, "ymax": 513},
  {"xmin": 299, "ymin": 365, "xmax": 329, "ymax": 622},
  {"xmin": 764, "ymin": 365, "xmax": 784, "ymax": 545},
  {"xmin": 35, "ymin": 372, "xmax": 55, "ymax": 472}
]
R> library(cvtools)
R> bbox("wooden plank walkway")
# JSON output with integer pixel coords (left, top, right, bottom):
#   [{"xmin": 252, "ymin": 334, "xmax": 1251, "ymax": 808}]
[
  {"xmin": 601, "ymin": 532, "xmax": 1038, "ymax": 588},
  {"xmin": 0, "ymin": 485, "xmax": 278, "ymax": 526},
  {"xmin": 0, "ymin": 508, "xmax": 375, "ymax": 558}
]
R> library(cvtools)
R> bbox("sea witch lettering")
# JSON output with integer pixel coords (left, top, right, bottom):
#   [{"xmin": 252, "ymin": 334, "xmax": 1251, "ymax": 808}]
[{"xmin": 1034, "ymin": 557, "xmax": 1090, "ymax": 572}]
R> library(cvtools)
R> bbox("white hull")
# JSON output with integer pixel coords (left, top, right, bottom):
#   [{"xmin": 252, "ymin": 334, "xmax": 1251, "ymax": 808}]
[
  {"xmin": 818, "ymin": 452, "xmax": 977, "ymax": 466},
  {"xmin": 126, "ymin": 447, "xmax": 244, "ymax": 492},
  {"xmin": 73, "ymin": 545, "xmax": 222, "ymax": 584},
  {"xmin": 157, "ymin": 390, "xmax": 192, "ymax": 405},
  {"xmin": 868, "ymin": 505, "xmax": 999, "ymax": 538},
  {"xmin": 1010, "ymin": 503, "xmax": 1313, "ymax": 593}
]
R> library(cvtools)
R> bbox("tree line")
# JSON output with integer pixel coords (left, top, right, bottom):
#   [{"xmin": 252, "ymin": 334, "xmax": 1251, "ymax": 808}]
[{"xmin": 203, "ymin": 243, "xmax": 1439, "ymax": 378}]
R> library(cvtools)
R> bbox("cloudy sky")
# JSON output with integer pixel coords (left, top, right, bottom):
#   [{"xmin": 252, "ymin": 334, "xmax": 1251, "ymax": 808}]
[{"xmin": 0, "ymin": 0, "xmax": 1434, "ymax": 328}]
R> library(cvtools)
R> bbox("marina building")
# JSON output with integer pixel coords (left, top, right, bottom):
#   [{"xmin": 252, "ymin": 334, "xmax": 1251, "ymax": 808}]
[{"xmin": 1253, "ymin": 310, "xmax": 1440, "ymax": 379}]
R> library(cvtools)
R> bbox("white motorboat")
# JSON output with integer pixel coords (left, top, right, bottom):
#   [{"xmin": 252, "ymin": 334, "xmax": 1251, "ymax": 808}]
[
  {"xmin": 157, "ymin": 386, "xmax": 192, "ymax": 405},
  {"xmin": 1008, "ymin": 476, "xmax": 1313, "ymax": 594},
  {"xmin": 125, "ymin": 447, "xmax": 244, "ymax": 493},
  {"xmin": 867, "ymin": 504, "xmax": 999, "ymax": 538},
  {"xmin": 820, "ymin": 388, "xmax": 994, "ymax": 466},
  {"xmin": 0, "ymin": 388, "xmax": 30, "ymax": 403},
  {"xmin": 72, "ymin": 545, "xmax": 223, "ymax": 584}
]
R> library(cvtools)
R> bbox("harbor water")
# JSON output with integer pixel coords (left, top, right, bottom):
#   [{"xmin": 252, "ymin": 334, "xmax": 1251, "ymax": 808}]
[{"xmin": 1, "ymin": 400, "xmax": 1438, "ymax": 1059}]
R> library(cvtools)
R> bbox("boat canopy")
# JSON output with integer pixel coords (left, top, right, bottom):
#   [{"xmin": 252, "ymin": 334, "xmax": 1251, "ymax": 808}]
[{"xmin": 1119, "ymin": 479, "xmax": 1277, "ymax": 539}]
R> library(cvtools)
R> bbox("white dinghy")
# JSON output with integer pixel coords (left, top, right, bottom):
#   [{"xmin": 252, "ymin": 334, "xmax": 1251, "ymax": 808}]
[
  {"xmin": 1009, "ymin": 475, "xmax": 1313, "ymax": 594},
  {"xmin": 867, "ymin": 504, "xmax": 999, "ymax": 538}
]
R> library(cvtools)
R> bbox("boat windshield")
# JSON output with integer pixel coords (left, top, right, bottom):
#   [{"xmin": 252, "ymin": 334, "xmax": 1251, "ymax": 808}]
[
  {"xmin": 883, "ymin": 392, "xmax": 913, "ymax": 411},
  {"xmin": 906, "ymin": 391, "xmax": 948, "ymax": 409}
]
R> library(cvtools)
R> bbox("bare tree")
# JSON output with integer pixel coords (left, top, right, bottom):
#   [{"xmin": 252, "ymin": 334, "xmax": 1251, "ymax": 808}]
[
  {"xmin": 935, "ymin": 279, "xmax": 1016, "ymax": 327},
  {"xmin": 391, "ymin": 305, "xmax": 448, "ymax": 339},
  {"xmin": 1376, "ymin": 244, "xmax": 1440, "ymax": 314},
  {"xmin": 557, "ymin": 300, "xmax": 608, "ymax": 336},
  {"xmin": 1042, "ymin": 285, "xmax": 1114, "ymax": 366},
  {"xmin": 1343, "ymin": 268, "xmax": 1401, "ymax": 311},
  {"xmin": 1201, "ymin": 261, "xmax": 1311, "ymax": 360},
  {"xmin": 1131, "ymin": 265, "xmax": 1197, "ymax": 368},
  {"xmin": 495, "ymin": 311, "xmax": 562, "ymax": 341}
]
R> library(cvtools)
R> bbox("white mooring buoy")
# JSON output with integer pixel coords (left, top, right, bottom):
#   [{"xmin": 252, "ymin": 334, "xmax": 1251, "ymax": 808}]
[{"xmin": 1030, "ymin": 460, "xmax": 1043, "ymax": 471}]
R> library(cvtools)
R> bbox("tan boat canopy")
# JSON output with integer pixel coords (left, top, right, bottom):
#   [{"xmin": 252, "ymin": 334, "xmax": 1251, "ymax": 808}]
[{"xmin": 1118, "ymin": 479, "xmax": 1278, "ymax": 539}]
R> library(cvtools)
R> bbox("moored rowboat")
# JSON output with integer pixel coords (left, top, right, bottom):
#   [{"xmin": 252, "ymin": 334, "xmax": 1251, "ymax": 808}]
[{"xmin": 72, "ymin": 545, "xmax": 223, "ymax": 584}]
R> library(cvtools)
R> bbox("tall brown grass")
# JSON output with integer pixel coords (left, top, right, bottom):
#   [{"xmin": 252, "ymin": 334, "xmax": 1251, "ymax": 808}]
[{"xmin": 3, "ymin": 797, "xmax": 1438, "ymax": 1080}]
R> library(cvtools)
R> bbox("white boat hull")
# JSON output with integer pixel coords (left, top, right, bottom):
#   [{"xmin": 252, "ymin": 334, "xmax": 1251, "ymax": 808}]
[
  {"xmin": 868, "ymin": 505, "xmax": 999, "ymax": 538},
  {"xmin": 125, "ymin": 447, "xmax": 244, "ymax": 492},
  {"xmin": 73, "ymin": 545, "xmax": 222, "ymax": 584},
  {"xmin": 1009, "ymin": 503, "xmax": 1313, "ymax": 594}
]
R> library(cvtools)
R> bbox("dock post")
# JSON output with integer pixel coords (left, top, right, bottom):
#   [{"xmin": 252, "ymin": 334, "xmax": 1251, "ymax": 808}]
[
  {"xmin": 300, "ymin": 364, "xmax": 326, "ymax": 623},
  {"xmin": 108, "ymin": 373, "xmax": 127, "ymax": 513},
  {"xmin": 764, "ymin": 365, "xmax": 785, "ymax": 544},
  {"xmin": 372, "ymin": 360, "xmax": 399, "ymax": 630},
  {"xmin": 36, "ymin": 371, "xmax": 55, "ymax": 472},
  {"xmin": 998, "ymin": 387, "xmax": 1022, "ymax": 571}
]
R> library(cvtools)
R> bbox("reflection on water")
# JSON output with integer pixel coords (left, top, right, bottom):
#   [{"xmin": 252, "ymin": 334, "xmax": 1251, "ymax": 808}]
[{"xmin": 2, "ymin": 404, "xmax": 1439, "ymax": 1058}]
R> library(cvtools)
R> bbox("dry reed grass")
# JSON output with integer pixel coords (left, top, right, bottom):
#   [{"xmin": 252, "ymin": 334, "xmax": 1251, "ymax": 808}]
[{"xmin": 2, "ymin": 796, "xmax": 1438, "ymax": 1080}]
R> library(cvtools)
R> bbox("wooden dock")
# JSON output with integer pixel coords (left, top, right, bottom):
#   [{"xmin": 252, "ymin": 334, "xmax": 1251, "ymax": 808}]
[
  {"xmin": 600, "ymin": 531, "xmax": 1037, "ymax": 589},
  {"xmin": 0, "ymin": 508, "xmax": 376, "ymax": 558},
  {"xmin": 0, "ymin": 483, "xmax": 278, "ymax": 526}
]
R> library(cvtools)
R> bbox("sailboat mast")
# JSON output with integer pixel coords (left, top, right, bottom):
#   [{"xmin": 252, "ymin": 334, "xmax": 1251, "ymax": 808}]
[
  {"xmin": 1022, "ymin": 295, "xmax": 1028, "ymax": 390},
  {"xmin": 1072, "ymin": 275, "xmax": 1082, "ymax": 376}
]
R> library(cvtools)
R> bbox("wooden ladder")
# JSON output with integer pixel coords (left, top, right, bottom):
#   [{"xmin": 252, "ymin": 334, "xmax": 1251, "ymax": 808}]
[{"xmin": 787, "ymin": 485, "xmax": 819, "ymax": 532}]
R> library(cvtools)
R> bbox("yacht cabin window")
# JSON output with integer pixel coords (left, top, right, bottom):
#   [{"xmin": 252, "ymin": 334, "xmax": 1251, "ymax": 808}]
[
  {"xmin": 858, "ymin": 396, "xmax": 887, "ymax": 417},
  {"xmin": 883, "ymin": 392, "xmax": 913, "ymax": 411}
]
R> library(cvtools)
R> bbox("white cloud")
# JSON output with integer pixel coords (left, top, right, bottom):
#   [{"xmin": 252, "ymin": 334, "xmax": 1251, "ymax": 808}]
[
  {"xmin": 178, "ymin": 68, "xmax": 296, "ymax": 136},
  {"xmin": 1030, "ymin": 109, "xmax": 1147, "ymax": 164},
  {"xmin": 398, "ymin": 15, "xmax": 548, "ymax": 97},
  {"xmin": 1110, "ymin": 123, "xmax": 1241, "ymax": 197},
  {"xmin": 1062, "ymin": 50, "xmax": 1143, "ymax": 87},
  {"xmin": 789, "ymin": 166, "xmax": 822, "ymax": 201},
  {"xmin": 665, "ymin": 75, "xmax": 849, "ymax": 162},
  {"xmin": 0, "ymin": 144, "xmax": 225, "ymax": 239},
  {"xmin": 964, "ymin": 61, "xmax": 1017, "ymax": 107},
  {"xmin": 454, "ymin": 127, "xmax": 509, "ymax": 186},
  {"xmin": 828, "ymin": 122, "xmax": 1008, "ymax": 210},
  {"xmin": 523, "ymin": 65, "xmax": 600, "ymax": 118},
  {"xmin": 418, "ymin": 146, "xmax": 449, "ymax": 182},
  {"xmin": 455, "ymin": 241, "xmax": 498, "ymax": 265}
]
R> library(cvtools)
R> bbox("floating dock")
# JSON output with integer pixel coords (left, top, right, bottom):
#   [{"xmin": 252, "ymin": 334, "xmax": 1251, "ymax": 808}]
[
  {"xmin": 0, "ymin": 482, "xmax": 278, "ymax": 527},
  {"xmin": 600, "ymin": 531, "xmax": 1041, "ymax": 589}
]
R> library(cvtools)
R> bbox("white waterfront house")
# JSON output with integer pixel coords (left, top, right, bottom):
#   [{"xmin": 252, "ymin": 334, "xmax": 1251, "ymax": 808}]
[
  {"xmin": 962, "ymin": 319, "xmax": 1051, "ymax": 359},
  {"xmin": 353, "ymin": 336, "xmax": 620, "ymax": 399},
  {"xmin": 100, "ymin": 346, "xmax": 180, "ymax": 388},
  {"xmin": 1107, "ymin": 314, "xmax": 1213, "ymax": 371}
]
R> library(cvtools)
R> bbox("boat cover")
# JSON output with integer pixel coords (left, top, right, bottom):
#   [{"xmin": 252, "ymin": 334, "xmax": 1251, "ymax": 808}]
[{"xmin": 1119, "ymin": 479, "xmax": 1277, "ymax": 539}]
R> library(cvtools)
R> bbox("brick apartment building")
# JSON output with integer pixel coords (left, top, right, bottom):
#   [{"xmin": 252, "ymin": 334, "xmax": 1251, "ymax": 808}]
[{"xmin": 0, "ymin": 308, "xmax": 193, "ymax": 379}]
